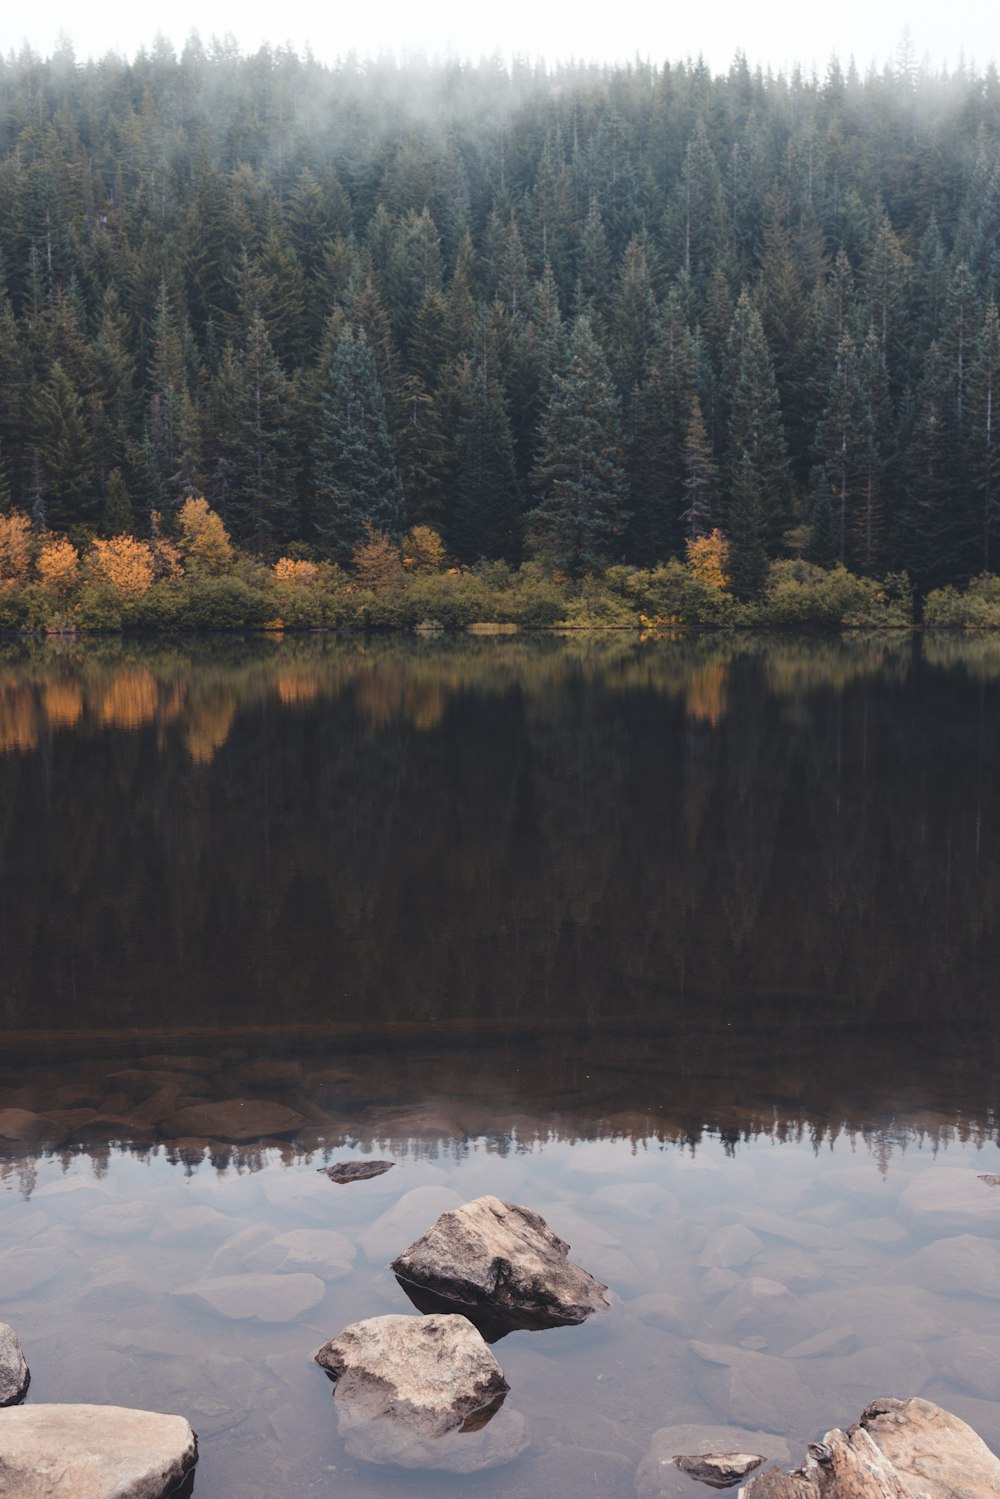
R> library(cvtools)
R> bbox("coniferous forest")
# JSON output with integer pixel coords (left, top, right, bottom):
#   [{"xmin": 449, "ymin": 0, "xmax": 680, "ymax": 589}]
[{"xmin": 2, "ymin": 42, "xmax": 1000, "ymax": 601}]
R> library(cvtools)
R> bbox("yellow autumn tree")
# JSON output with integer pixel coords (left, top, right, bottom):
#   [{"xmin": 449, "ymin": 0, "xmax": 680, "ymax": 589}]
[
  {"xmin": 36, "ymin": 536, "xmax": 80, "ymax": 595},
  {"xmin": 352, "ymin": 523, "xmax": 404, "ymax": 591},
  {"xmin": 273, "ymin": 557, "xmax": 320, "ymax": 587},
  {"xmin": 177, "ymin": 497, "xmax": 233, "ymax": 576},
  {"xmin": 0, "ymin": 509, "xmax": 32, "ymax": 585},
  {"xmin": 685, "ymin": 528, "xmax": 731, "ymax": 590},
  {"xmin": 402, "ymin": 525, "xmax": 447, "ymax": 574},
  {"xmin": 88, "ymin": 535, "xmax": 156, "ymax": 596}
]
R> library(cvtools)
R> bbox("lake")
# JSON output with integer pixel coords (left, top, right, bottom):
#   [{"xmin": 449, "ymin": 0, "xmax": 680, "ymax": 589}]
[{"xmin": 2, "ymin": 631, "xmax": 1000, "ymax": 1498}]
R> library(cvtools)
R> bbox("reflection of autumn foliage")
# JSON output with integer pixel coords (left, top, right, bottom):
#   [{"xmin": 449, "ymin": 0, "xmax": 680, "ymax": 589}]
[
  {"xmin": 88, "ymin": 536, "xmax": 155, "ymax": 596},
  {"xmin": 0, "ymin": 679, "xmax": 38, "ymax": 752},
  {"xmin": 43, "ymin": 679, "xmax": 84, "ymax": 730},
  {"xmin": 407, "ymin": 683, "xmax": 445, "ymax": 732},
  {"xmin": 276, "ymin": 674, "xmax": 320, "ymax": 706},
  {"xmin": 96, "ymin": 668, "xmax": 158, "ymax": 728},
  {"xmin": 184, "ymin": 691, "xmax": 237, "ymax": 763},
  {"xmin": 685, "ymin": 662, "xmax": 729, "ymax": 727},
  {"xmin": 685, "ymin": 528, "xmax": 731, "ymax": 590},
  {"xmin": 37, "ymin": 536, "xmax": 80, "ymax": 594},
  {"xmin": 273, "ymin": 557, "xmax": 319, "ymax": 586},
  {"xmin": 353, "ymin": 666, "xmax": 405, "ymax": 729},
  {"xmin": 0, "ymin": 510, "xmax": 32, "ymax": 584}
]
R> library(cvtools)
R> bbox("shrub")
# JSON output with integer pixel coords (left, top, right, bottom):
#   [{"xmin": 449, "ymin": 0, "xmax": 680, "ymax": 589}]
[
  {"xmin": 180, "ymin": 577, "xmax": 272, "ymax": 630},
  {"xmin": 925, "ymin": 573, "xmax": 1000, "ymax": 628},
  {"xmin": 177, "ymin": 496, "xmax": 234, "ymax": 576},
  {"xmin": 761, "ymin": 560, "xmax": 875, "ymax": 626}
]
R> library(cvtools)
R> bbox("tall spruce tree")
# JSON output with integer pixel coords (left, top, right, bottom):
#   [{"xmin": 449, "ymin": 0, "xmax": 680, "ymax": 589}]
[
  {"xmin": 529, "ymin": 315, "xmax": 628, "ymax": 574},
  {"xmin": 451, "ymin": 350, "xmax": 521, "ymax": 562},
  {"xmin": 722, "ymin": 290, "xmax": 791, "ymax": 547},
  {"xmin": 312, "ymin": 324, "xmax": 404, "ymax": 561}
]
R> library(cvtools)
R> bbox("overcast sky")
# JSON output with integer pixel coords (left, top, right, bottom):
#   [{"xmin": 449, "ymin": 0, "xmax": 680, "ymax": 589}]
[{"xmin": 1, "ymin": 0, "xmax": 996, "ymax": 77}]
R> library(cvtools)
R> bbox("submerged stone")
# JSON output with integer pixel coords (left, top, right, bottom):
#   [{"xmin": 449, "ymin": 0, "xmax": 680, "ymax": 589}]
[
  {"xmin": 0, "ymin": 1323, "xmax": 29, "ymax": 1406},
  {"xmin": 318, "ymin": 1159, "xmax": 395, "ymax": 1183}
]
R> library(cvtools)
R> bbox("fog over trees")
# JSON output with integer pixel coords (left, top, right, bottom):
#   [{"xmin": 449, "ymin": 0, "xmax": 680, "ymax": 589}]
[{"xmin": 2, "ymin": 42, "xmax": 1000, "ymax": 586}]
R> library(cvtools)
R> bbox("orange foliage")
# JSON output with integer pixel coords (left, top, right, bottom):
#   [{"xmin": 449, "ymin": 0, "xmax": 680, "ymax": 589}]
[
  {"xmin": 96, "ymin": 668, "xmax": 158, "ymax": 729},
  {"xmin": 36, "ymin": 536, "xmax": 80, "ymax": 595},
  {"xmin": 273, "ymin": 557, "xmax": 320, "ymax": 587},
  {"xmin": 178, "ymin": 496, "xmax": 233, "ymax": 575},
  {"xmin": 402, "ymin": 525, "xmax": 447, "ymax": 574},
  {"xmin": 352, "ymin": 524, "xmax": 404, "ymax": 591},
  {"xmin": 0, "ymin": 510, "xmax": 32, "ymax": 585},
  {"xmin": 89, "ymin": 536, "xmax": 156, "ymax": 596},
  {"xmin": 685, "ymin": 528, "xmax": 731, "ymax": 590}
]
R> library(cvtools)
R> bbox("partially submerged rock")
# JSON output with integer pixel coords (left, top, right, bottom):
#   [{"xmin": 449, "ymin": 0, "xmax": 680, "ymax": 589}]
[
  {"xmin": 315, "ymin": 1313, "xmax": 508, "ymax": 1441},
  {"xmin": 318, "ymin": 1159, "xmax": 395, "ymax": 1183},
  {"xmin": 0, "ymin": 1323, "xmax": 29, "ymax": 1406},
  {"xmin": 391, "ymin": 1195, "xmax": 609, "ymax": 1333},
  {"xmin": 636, "ymin": 1426, "xmax": 789, "ymax": 1499},
  {"xmin": 0, "ymin": 1403, "xmax": 197, "ymax": 1498},
  {"xmin": 674, "ymin": 1451, "xmax": 764, "ymax": 1488},
  {"xmin": 739, "ymin": 1397, "xmax": 1000, "ymax": 1497}
]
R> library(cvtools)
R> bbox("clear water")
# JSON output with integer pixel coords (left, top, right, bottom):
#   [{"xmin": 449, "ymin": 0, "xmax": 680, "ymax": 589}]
[{"xmin": 2, "ymin": 632, "xmax": 1000, "ymax": 1497}]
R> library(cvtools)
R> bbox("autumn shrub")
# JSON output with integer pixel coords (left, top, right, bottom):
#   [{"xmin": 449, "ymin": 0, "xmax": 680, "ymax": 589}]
[
  {"xmin": 352, "ymin": 524, "xmax": 406, "ymax": 590},
  {"xmin": 402, "ymin": 525, "xmax": 448, "ymax": 574},
  {"xmin": 177, "ymin": 496, "xmax": 234, "ymax": 575},
  {"xmin": 924, "ymin": 573, "xmax": 1000, "ymax": 628},
  {"xmin": 0, "ymin": 509, "xmax": 32, "ymax": 584},
  {"xmin": 685, "ymin": 528, "xmax": 731, "ymax": 590},
  {"xmin": 88, "ymin": 535, "xmax": 156, "ymax": 596},
  {"xmin": 36, "ymin": 536, "xmax": 80, "ymax": 595},
  {"xmin": 626, "ymin": 560, "xmax": 740, "ymax": 626},
  {"xmin": 273, "ymin": 556, "xmax": 320, "ymax": 587}
]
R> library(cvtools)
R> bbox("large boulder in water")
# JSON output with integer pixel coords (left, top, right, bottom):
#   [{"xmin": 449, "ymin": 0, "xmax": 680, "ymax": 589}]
[
  {"xmin": 0, "ymin": 1323, "xmax": 29, "ymax": 1406},
  {"xmin": 0, "ymin": 1403, "xmax": 198, "ymax": 1498},
  {"xmin": 315, "ymin": 1313, "xmax": 508, "ymax": 1442},
  {"xmin": 739, "ymin": 1396, "xmax": 1000, "ymax": 1497},
  {"xmin": 391, "ymin": 1195, "xmax": 610, "ymax": 1332}
]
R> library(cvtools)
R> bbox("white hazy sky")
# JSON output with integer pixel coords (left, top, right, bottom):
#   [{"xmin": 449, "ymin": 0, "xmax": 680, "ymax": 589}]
[{"xmin": 0, "ymin": 0, "xmax": 996, "ymax": 76}]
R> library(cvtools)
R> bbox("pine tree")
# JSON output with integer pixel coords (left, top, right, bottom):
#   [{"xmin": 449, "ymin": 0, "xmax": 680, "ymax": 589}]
[
  {"xmin": 681, "ymin": 395, "xmax": 718, "ymax": 539},
  {"xmin": 722, "ymin": 290, "xmax": 791, "ymax": 547},
  {"xmin": 312, "ymin": 325, "xmax": 404, "ymax": 561},
  {"xmin": 227, "ymin": 310, "xmax": 295, "ymax": 551},
  {"xmin": 529, "ymin": 315, "xmax": 628, "ymax": 574},
  {"xmin": 969, "ymin": 302, "xmax": 1000, "ymax": 570},
  {"xmin": 728, "ymin": 453, "xmax": 769, "ymax": 598},
  {"xmin": 627, "ymin": 291, "xmax": 695, "ymax": 564},
  {"xmin": 451, "ymin": 350, "xmax": 521, "ymax": 562}
]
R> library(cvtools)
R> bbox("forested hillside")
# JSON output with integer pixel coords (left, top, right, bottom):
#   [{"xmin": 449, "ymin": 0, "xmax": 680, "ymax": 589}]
[{"xmin": 2, "ymin": 42, "xmax": 1000, "ymax": 588}]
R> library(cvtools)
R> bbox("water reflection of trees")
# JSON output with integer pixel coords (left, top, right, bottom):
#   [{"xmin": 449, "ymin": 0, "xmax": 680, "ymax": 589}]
[{"xmin": 1, "ymin": 633, "xmax": 999, "ymax": 1165}]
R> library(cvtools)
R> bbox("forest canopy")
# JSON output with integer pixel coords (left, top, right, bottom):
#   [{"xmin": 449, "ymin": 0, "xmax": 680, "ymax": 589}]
[{"xmin": 1, "ymin": 42, "xmax": 1000, "ymax": 592}]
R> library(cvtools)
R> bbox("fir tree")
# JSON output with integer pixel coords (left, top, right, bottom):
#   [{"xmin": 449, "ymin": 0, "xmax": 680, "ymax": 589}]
[
  {"xmin": 451, "ymin": 351, "xmax": 521, "ymax": 562},
  {"xmin": 529, "ymin": 316, "xmax": 628, "ymax": 574},
  {"xmin": 312, "ymin": 325, "xmax": 405, "ymax": 561},
  {"xmin": 728, "ymin": 453, "xmax": 769, "ymax": 598}
]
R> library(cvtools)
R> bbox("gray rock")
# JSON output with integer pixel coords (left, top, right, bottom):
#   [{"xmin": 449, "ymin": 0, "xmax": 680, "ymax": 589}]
[
  {"xmin": 339, "ymin": 1399, "xmax": 529, "ymax": 1472},
  {"xmin": 784, "ymin": 1326, "xmax": 859, "ymax": 1359},
  {"xmin": 636, "ymin": 1426, "xmax": 789, "ymax": 1499},
  {"xmin": 0, "ymin": 1247, "xmax": 65, "ymax": 1298},
  {"xmin": 173, "ymin": 1272, "xmax": 325, "ymax": 1322},
  {"xmin": 0, "ymin": 1403, "xmax": 197, "ymax": 1498},
  {"xmin": 315, "ymin": 1313, "xmax": 508, "ymax": 1441},
  {"xmin": 0, "ymin": 1108, "xmax": 64, "ymax": 1146},
  {"xmin": 674, "ymin": 1451, "xmax": 765, "ymax": 1487},
  {"xmin": 688, "ymin": 1342, "xmax": 823, "ymax": 1436},
  {"xmin": 391, "ymin": 1195, "xmax": 609, "ymax": 1329},
  {"xmin": 244, "ymin": 1228, "xmax": 354, "ymax": 1279},
  {"xmin": 0, "ymin": 1324, "xmax": 29, "ymax": 1406},
  {"xmin": 161, "ymin": 1099, "xmax": 305, "ymax": 1142},
  {"xmin": 904, "ymin": 1233, "xmax": 1000, "ymax": 1299},
  {"xmin": 898, "ymin": 1169, "xmax": 1000, "ymax": 1232},
  {"xmin": 944, "ymin": 1341, "xmax": 1000, "ymax": 1399},
  {"xmin": 864, "ymin": 1394, "xmax": 1000, "ymax": 1497},
  {"xmin": 696, "ymin": 1224, "xmax": 764, "ymax": 1271}
]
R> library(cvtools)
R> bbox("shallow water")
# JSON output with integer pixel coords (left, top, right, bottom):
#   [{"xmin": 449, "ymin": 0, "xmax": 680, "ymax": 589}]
[{"xmin": 3, "ymin": 632, "xmax": 1000, "ymax": 1496}]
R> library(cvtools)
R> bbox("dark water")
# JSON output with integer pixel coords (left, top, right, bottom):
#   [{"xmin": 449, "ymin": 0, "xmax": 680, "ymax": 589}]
[{"xmin": 2, "ymin": 632, "xmax": 1000, "ymax": 1497}]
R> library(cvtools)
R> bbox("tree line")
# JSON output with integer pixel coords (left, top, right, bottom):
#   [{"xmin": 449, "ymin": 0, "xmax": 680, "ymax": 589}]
[{"xmin": 2, "ymin": 41, "xmax": 1000, "ymax": 590}]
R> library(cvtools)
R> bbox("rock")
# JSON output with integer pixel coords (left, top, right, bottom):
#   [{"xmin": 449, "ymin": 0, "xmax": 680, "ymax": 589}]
[
  {"xmin": 636, "ymin": 1426, "xmax": 789, "ymax": 1499},
  {"xmin": 161, "ymin": 1099, "xmax": 305, "ymax": 1142},
  {"xmin": 391, "ymin": 1195, "xmax": 609, "ymax": 1331},
  {"xmin": 588, "ymin": 1183, "xmax": 678, "ymax": 1222},
  {"xmin": 943, "ymin": 1341, "xmax": 1000, "ymax": 1399},
  {"xmin": 235, "ymin": 1058, "xmax": 303, "ymax": 1085},
  {"xmin": 318, "ymin": 1159, "xmax": 395, "ymax": 1183},
  {"xmin": 674, "ymin": 1451, "xmax": 765, "ymax": 1487},
  {"xmin": 904, "ymin": 1234, "xmax": 1000, "ymax": 1298},
  {"xmin": 339, "ymin": 1399, "xmax": 528, "ymax": 1472},
  {"xmin": 79, "ymin": 1200, "xmax": 159, "ymax": 1240},
  {"xmin": 315, "ymin": 1313, "xmax": 508, "ymax": 1442},
  {"xmin": 173, "ymin": 1272, "xmax": 325, "ymax": 1322},
  {"xmin": 705, "ymin": 1277, "xmax": 818, "ymax": 1348},
  {"xmin": 0, "ymin": 1247, "xmax": 65, "ymax": 1298},
  {"xmin": 149, "ymin": 1205, "xmax": 236, "ymax": 1246},
  {"xmin": 625, "ymin": 1292, "xmax": 688, "ymax": 1334},
  {"xmin": 740, "ymin": 1397, "xmax": 1000, "ymax": 1497},
  {"xmin": 688, "ymin": 1342, "xmax": 823, "ymax": 1436},
  {"xmin": 360, "ymin": 1186, "xmax": 464, "ymax": 1265},
  {"xmin": 863, "ymin": 1394, "xmax": 1000, "ymax": 1497},
  {"xmin": 898, "ymin": 1169, "xmax": 999, "ymax": 1232},
  {"xmin": 697, "ymin": 1224, "xmax": 764, "ymax": 1270},
  {"xmin": 244, "ymin": 1228, "xmax": 354, "ymax": 1279},
  {"xmin": 0, "ymin": 1324, "xmax": 29, "ymax": 1406},
  {"xmin": 784, "ymin": 1326, "xmax": 859, "ymax": 1359},
  {"xmin": 0, "ymin": 1403, "xmax": 197, "ymax": 1498},
  {"xmin": 0, "ymin": 1108, "xmax": 65, "ymax": 1146}
]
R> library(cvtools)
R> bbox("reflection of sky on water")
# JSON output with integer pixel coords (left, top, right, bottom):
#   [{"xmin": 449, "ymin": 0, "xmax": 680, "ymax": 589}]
[{"xmin": 5, "ymin": 1128, "xmax": 1000, "ymax": 1499}]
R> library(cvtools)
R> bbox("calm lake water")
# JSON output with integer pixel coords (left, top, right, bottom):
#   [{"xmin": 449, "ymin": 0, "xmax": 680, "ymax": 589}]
[{"xmin": 2, "ymin": 631, "xmax": 1000, "ymax": 1498}]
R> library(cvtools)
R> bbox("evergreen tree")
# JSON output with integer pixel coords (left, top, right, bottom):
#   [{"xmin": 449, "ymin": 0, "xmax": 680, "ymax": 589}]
[
  {"xmin": 451, "ymin": 350, "xmax": 521, "ymax": 562},
  {"xmin": 681, "ymin": 395, "xmax": 718, "ymax": 539},
  {"xmin": 312, "ymin": 325, "xmax": 404, "ymax": 561},
  {"xmin": 227, "ymin": 311, "xmax": 295, "ymax": 551},
  {"xmin": 728, "ymin": 453, "xmax": 769, "ymax": 598},
  {"xmin": 722, "ymin": 290, "xmax": 791, "ymax": 546},
  {"xmin": 529, "ymin": 316, "xmax": 628, "ymax": 574},
  {"xmin": 969, "ymin": 302, "xmax": 1000, "ymax": 570}
]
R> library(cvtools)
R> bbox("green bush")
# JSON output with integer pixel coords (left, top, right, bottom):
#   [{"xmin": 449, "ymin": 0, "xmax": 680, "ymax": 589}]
[
  {"xmin": 925, "ymin": 573, "xmax": 1000, "ymax": 627},
  {"xmin": 760, "ymin": 560, "xmax": 872, "ymax": 626},
  {"xmin": 0, "ymin": 584, "xmax": 56, "ymax": 631},
  {"xmin": 625, "ymin": 560, "xmax": 741, "ymax": 626},
  {"xmin": 75, "ymin": 583, "xmax": 126, "ymax": 631},
  {"xmin": 178, "ymin": 577, "xmax": 273, "ymax": 630},
  {"xmin": 406, "ymin": 572, "xmax": 497, "ymax": 629},
  {"xmin": 559, "ymin": 575, "xmax": 640, "ymax": 627}
]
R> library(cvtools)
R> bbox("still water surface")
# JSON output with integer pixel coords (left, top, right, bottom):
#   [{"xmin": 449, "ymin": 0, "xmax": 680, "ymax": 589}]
[{"xmin": 2, "ymin": 633, "xmax": 1000, "ymax": 1497}]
